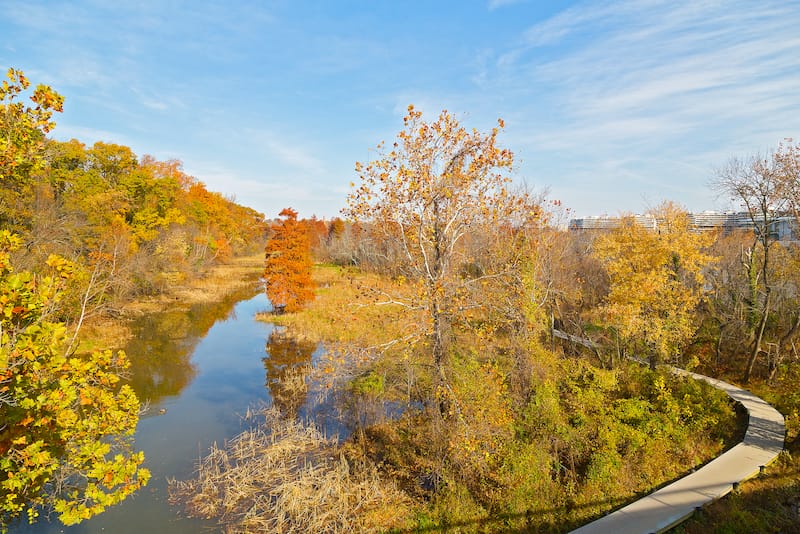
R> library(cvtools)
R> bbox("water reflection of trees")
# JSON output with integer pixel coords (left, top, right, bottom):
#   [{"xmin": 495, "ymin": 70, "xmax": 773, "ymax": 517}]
[
  {"xmin": 125, "ymin": 286, "xmax": 258, "ymax": 406},
  {"xmin": 263, "ymin": 329, "xmax": 315, "ymax": 418}
]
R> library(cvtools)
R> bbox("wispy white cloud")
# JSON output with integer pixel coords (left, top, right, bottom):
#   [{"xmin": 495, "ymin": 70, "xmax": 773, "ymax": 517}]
[
  {"xmin": 249, "ymin": 130, "xmax": 327, "ymax": 177},
  {"xmin": 129, "ymin": 86, "xmax": 188, "ymax": 113},
  {"xmin": 53, "ymin": 124, "xmax": 131, "ymax": 146},
  {"xmin": 183, "ymin": 160, "xmax": 344, "ymax": 218},
  {"xmin": 484, "ymin": 0, "xmax": 800, "ymax": 215},
  {"xmin": 3, "ymin": 1, "xmax": 89, "ymax": 34},
  {"xmin": 488, "ymin": 0, "xmax": 528, "ymax": 11},
  {"xmin": 520, "ymin": 1, "xmax": 623, "ymax": 47}
]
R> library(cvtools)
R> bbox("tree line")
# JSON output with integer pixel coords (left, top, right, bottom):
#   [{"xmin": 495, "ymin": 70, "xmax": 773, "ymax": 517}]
[{"xmin": 2, "ymin": 69, "xmax": 268, "ymax": 327}]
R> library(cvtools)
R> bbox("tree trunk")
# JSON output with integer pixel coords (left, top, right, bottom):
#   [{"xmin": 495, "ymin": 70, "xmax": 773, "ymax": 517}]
[
  {"xmin": 744, "ymin": 290, "xmax": 771, "ymax": 383},
  {"xmin": 769, "ymin": 310, "xmax": 800, "ymax": 381},
  {"xmin": 430, "ymin": 296, "xmax": 452, "ymax": 419},
  {"xmin": 715, "ymin": 321, "xmax": 726, "ymax": 366},
  {"xmin": 432, "ymin": 300, "xmax": 446, "ymax": 380}
]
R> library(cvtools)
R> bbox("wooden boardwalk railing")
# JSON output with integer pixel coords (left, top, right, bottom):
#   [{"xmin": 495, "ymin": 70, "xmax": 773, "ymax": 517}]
[{"xmin": 569, "ymin": 367, "xmax": 785, "ymax": 534}]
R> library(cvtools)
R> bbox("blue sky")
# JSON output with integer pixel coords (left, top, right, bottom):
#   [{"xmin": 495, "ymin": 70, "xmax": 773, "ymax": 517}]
[{"xmin": 2, "ymin": 0, "xmax": 799, "ymax": 219}]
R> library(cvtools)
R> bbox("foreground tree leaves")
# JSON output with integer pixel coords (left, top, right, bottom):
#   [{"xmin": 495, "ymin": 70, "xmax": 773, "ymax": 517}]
[
  {"xmin": 0, "ymin": 231, "xmax": 150, "ymax": 529},
  {"xmin": 0, "ymin": 67, "xmax": 63, "ymax": 231}
]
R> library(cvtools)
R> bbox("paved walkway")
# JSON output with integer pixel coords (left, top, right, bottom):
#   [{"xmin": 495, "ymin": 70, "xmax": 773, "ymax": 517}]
[{"xmin": 570, "ymin": 369, "xmax": 785, "ymax": 534}]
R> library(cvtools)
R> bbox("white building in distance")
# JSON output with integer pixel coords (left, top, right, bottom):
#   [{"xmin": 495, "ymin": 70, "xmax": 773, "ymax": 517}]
[{"xmin": 568, "ymin": 211, "xmax": 796, "ymax": 241}]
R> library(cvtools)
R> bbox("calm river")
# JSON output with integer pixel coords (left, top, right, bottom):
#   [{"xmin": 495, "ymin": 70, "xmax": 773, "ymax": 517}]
[{"xmin": 20, "ymin": 288, "xmax": 322, "ymax": 533}]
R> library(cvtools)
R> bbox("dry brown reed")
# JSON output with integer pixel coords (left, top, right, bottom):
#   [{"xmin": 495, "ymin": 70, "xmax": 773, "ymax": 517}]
[
  {"xmin": 168, "ymin": 407, "xmax": 413, "ymax": 533},
  {"xmin": 270, "ymin": 364, "xmax": 311, "ymax": 418},
  {"xmin": 278, "ymin": 364, "xmax": 310, "ymax": 398},
  {"xmin": 131, "ymin": 254, "xmax": 264, "ymax": 313}
]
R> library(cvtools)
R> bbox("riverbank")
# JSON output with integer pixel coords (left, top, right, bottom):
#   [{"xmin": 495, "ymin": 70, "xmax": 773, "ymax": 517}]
[
  {"xmin": 256, "ymin": 263, "xmax": 421, "ymax": 347},
  {"xmin": 77, "ymin": 254, "xmax": 264, "ymax": 352}
]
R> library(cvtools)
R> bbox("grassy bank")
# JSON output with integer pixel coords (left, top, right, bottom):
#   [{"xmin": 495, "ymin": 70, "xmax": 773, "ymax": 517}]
[
  {"xmin": 257, "ymin": 263, "xmax": 423, "ymax": 347},
  {"xmin": 77, "ymin": 254, "xmax": 264, "ymax": 352}
]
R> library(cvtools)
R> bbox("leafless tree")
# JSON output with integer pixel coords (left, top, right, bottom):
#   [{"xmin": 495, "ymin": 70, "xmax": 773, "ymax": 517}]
[{"xmin": 713, "ymin": 152, "xmax": 789, "ymax": 382}]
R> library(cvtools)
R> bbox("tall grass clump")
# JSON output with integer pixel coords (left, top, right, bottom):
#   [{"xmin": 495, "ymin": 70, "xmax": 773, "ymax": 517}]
[{"xmin": 168, "ymin": 407, "xmax": 413, "ymax": 533}]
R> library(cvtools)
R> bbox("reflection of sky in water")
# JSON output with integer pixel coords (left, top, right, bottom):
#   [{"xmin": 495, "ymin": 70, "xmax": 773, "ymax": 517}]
[{"xmin": 19, "ymin": 291, "xmax": 287, "ymax": 534}]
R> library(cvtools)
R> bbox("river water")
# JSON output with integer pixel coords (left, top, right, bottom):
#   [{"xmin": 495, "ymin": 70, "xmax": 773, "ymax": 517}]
[{"xmin": 19, "ymin": 289, "xmax": 322, "ymax": 533}]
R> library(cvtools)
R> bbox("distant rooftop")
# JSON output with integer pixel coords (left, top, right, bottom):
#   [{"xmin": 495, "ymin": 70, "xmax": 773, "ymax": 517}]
[{"xmin": 568, "ymin": 211, "xmax": 796, "ymax": 240}]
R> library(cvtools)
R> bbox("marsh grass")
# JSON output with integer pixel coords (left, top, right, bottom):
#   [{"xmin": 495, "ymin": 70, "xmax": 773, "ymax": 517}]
[
  {"xmin": 278, "ymin": 364, "xmax": 310, "ymax": 399},
  {"xmin": 259, "ymin": 264, "xmax": 424, "ymax": 347},
  {"xmin": 168, "ymin": 407, "xmax": 414, "ymax": 533},
  {"xmin": 270, "ymin": 363, "xmax": 311, "ymax": 418},
  {"xmin": 133, "ymin": 254, "xmax": 264, "ymax": 312},
  {"xmin": 76, "ymin": 254, "xmax": 264, "ymax": 352},
  {"xmin": 259, "ymin": 265, "xmax": 431, "ymax": 423}
]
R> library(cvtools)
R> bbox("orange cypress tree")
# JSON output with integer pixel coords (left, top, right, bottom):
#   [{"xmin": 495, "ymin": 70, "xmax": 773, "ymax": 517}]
[{"xmin": 264, "ymin": 207, "xmax": 315, "ymax": 313}]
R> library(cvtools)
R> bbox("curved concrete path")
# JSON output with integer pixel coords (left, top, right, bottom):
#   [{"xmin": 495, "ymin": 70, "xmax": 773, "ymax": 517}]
[{"xmin": 570, "ymin": 369, "xmax": 785, "ymax": 534}]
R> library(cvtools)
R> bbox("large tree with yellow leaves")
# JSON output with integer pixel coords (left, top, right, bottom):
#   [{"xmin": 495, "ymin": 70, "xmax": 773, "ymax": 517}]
[{"xmin": 593, "ymin": 202, "xmax": 715, "ymax": 369}]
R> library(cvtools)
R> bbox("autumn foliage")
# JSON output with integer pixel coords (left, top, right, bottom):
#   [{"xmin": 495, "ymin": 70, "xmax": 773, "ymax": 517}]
[
  {"xmin": 592, "ymin": 202, "xmax": 715, "ymax": 369},
  {"xmin": 264, "ymin": 208, "xmax": 315, "ymax": 313},
  {"xmin": 346, "ymin": 105, "xmax": 533, "ymax": 387},
  {"xmin": 0, "ymin": 232, "xmax": 149, "ymax": 528}
]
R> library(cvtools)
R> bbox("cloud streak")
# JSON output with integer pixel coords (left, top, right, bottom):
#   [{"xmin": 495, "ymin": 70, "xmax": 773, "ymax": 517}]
[{"xmin": 480, "ymin": 0, "xmax": 800, "ymax": 214}]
